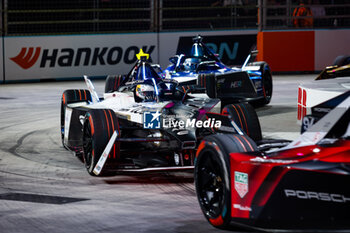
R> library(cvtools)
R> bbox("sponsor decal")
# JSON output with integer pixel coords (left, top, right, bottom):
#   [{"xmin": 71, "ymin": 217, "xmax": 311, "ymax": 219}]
[
  {"xmin": 93, "ymin": 130, "xmax": 118, "ymax": 175},
  {"xmin": 10, "ymin": 47, "xmax": 41, "ymax": 69},
  {"xmin": 284, "ymin": 189, "xmax": 350, "ymax": 203},
  {"xmin": 217, "ymin": 125, "xmax": 236, "ymax": 133},
  {"xmin": 177, "ymin": 130, "xmax": 189, "ymax": 135},
  {"xmin": 143, "ymin": 111, "xmax": 161, "ymax": 129},
  {"xmin": 64, "ymin": 108, "xmax": 73, "ymax": 144},
  {"xmin": 234, "ymin": 171, "xmax": 248, "ymax": 198},
  {"xmin": 312, "ymin": 132, "xmax": 322, "ymax": 142},
  {"xmin": 95, "ymin": 165, "xmax": 101, "ymax": 172},
  {"xmin": 253, "ymin": 80, "xmax": 262, "ymax": 89},
  {"xmin": 233, "ymin": 204, "xmax": 252, "ymax": 211},
  {"xmin": 10, "ymin": 45, "xmax": 155, "ymax": 69},
  {"xmin": 297, "ymin": 87, "xmax": 307, "ymax": 120},
  {"xmin": 250, "ymin": 157, "xmax": 297, "ymax": 164},
  {"xmin": 215, "ymin": 72, "xmax": 254, "ymax": 95},
  {"xmin": 79, "ymin": 115, "xmax": 85, "ymax": 125},
  {"xmin": 314, "ymin": 107, "xmax": 331, "ymax": 113},
  {"xmin": 174, "ymin": 153, "xmax": 180, "ymax": 165},
  {"xmin": 301, "ymin": 111, "xmax": 335, "ymax": 133},
  {"xmin": 302, "ymin": 116, "xmax": 315, "ymax": 132},
  {"xmin": 230, "ymin": 81, "xmax": 242, "ymax": 88}
]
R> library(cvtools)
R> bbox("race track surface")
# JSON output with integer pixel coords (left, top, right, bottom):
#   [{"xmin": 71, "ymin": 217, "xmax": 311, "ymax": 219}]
[{"xmin": 0, "ymin": 74, "xmax": 316, "ymax": 233}]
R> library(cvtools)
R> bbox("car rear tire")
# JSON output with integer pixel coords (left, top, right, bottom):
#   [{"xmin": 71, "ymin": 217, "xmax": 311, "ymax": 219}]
[
  {"xmin": 260, "ymin": 66, "xmax": 273, "ymax": 105},
  {"xmin": 221, "ymin": 103, "xmax": 262, "ymax": 141},
  {"xmin": 105, "ymin": 75, "xmax": 125, "ymax": 93},
  {"xmin": 195, "ymin": 134, "xmax": 257, "ymax": 229},
  {"xmin": 256, "ymin": 63, "xmax": 272, "ymax": 106},
  {"xmin": 246, "ymin": 62, "xmax": 273, "ymax": 106},
  {"xmin": 83, "ymin": 109, "xmax": 120, "ymax": 176},
  {"xmin": 60, "ymin": 89, "xmax": 92, "ymax": 149}
]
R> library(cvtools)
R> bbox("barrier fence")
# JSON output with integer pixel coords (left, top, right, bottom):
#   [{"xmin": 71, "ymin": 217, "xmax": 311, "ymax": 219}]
[{"xmin": 1, "ymin": 0, "xmax": 349, "ymax": 36}]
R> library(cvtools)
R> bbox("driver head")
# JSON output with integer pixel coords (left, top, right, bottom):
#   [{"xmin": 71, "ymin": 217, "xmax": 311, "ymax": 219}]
[
  {"xmin": 135, "ymin": 84, "xmax": 156, "ymax": 102},
  {"xmin": 184, "ymin": 58, "xmax": 200, "ymax": 71}
]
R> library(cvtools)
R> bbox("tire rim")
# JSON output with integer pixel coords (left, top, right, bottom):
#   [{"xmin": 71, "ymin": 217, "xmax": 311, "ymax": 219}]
[
  {"xmin": 83, "ymin": 121, "xmax": 93, "ymax": 170},
  {"xmin": 197, "ymin": 151, "xmax": 225, "ymax": 219}
]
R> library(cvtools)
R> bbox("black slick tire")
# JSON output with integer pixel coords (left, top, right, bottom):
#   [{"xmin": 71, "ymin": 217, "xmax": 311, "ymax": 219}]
[
  {"xmin": 221, "ymin": 103, "xmax": 262, "ymax": 141},
  {"xmin": 105, "ymin": 75, "xmax": 125, "ymax": 93},
  {"xmin": 60, "ymin": 89, "xmax": 92, "ymax": 149},
  {"xmin": 82, "ymin": 109, "xmax": 120, "ymax": 176},
  {"xmin": 195, "ymin": 134, "xmax": 257, "ymax": 229},
  {"xmin": 256, "ymin": 63, "xmax": 272, "ymax": 106}
]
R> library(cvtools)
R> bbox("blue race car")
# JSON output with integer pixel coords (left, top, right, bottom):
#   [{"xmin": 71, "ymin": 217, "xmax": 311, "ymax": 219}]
[{"xmin": 162, "ymin": 35, "xmax": 273, "ymax": 106}]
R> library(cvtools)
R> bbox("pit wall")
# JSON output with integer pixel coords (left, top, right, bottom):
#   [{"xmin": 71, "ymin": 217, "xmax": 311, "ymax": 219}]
[
  {"xmin": 257, "ymin": 29, "xmax": 350, "ymax": 72},
  {"xmin": 1, "ymin": 29, "xmax": 349, "ymax": 82}
]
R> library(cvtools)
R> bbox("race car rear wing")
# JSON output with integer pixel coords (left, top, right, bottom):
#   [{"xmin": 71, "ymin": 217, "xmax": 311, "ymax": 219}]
[{"xmin": 197, "ymin": 72, "xmax": 257, "ymax": 101}]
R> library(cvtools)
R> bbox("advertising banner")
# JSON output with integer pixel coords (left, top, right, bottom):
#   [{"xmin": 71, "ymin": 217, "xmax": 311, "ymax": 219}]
[
  {"xmin": 2, "ymin": 29, "xmax": 350, "ymax": 81},
  {"xmin": 4, "ymin": 33, "xmax": 158, "ymax": 81},
  {"xmin": 3, "ymin": 30, "xmax": 257, "ymax": 81}
]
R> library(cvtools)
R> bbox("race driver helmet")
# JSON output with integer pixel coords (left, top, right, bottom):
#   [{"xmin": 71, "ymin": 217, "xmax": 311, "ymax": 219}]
[
  {"xmin": 183, "ymin": 57, "xmax": 200, "ymax": 71},
  {"xmin": 135, "ymin": 84, "xmax": 156, "ymax": 102}
]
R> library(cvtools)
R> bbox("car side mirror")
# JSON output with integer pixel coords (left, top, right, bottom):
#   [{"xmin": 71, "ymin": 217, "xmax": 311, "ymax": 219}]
[{"xmin": 151, "ymin": 64, "xmax": 163, "ymax": 73}]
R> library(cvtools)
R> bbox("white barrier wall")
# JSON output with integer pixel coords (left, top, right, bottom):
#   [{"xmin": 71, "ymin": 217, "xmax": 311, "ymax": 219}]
[
  {"xmin": 4, "ymin": 33, "xmax": 158, "ymax": 81},
  {"xmin": 315, "ymin": 29, "xmax": 350, "ymax": 70}
]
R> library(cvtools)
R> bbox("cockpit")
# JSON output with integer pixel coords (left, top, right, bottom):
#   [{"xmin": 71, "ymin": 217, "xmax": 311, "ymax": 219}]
[
  {"xmin": 183, "ymin": 57, "xmax": 201, "ymax": 71},
  {"xmin": 168, "ymin": 35, "xmax": 221, "ymax": 73},
  {"xmin": 120, "ymin": 50, "xmax": 181, "ymax": 103}
]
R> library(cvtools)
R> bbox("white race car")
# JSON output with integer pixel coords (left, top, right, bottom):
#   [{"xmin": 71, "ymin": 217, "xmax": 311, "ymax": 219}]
[
  {"xmin": 298, "ymin": 56, "xmax": 350, "ymax": 130},
  {"xmin": 60, "ymin": 51, "xmax": 262, "ymax": 176}
]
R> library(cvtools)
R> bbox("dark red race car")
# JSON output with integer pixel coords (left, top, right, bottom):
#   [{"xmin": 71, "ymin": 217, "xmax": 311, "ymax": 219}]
[{"xmin": 194, "ymin": 91, "xmax": 350, "ymax": 231}]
